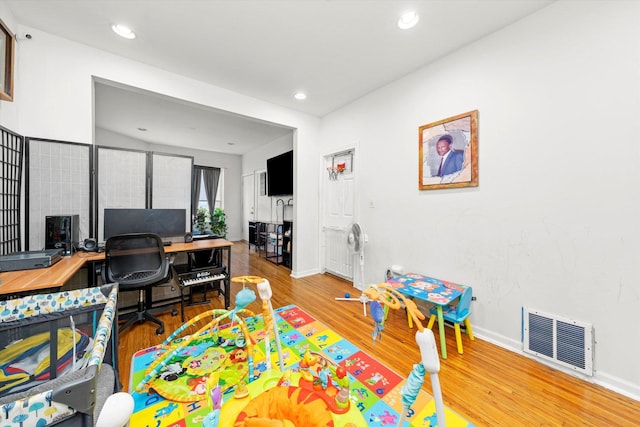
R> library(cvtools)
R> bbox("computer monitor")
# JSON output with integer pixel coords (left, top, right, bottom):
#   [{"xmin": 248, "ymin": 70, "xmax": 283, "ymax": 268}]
[{"xmin": 103, "ymin": 208, "xmax": 187, "ymax": 241}]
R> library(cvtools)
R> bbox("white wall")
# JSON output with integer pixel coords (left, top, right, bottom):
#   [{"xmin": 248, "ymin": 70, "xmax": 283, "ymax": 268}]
[
  {"xmin": 2, "ymin": 23, "xmax": 321, "ymax": 276},
  {"xmin": 319, "ymin": 0, "xmax": 640, "ymax": 399},
  {"xmin": 242, "ymin": 133, "xmax": 294, "ymax": 223},
  {"xmin": 96, "ymin": 128, "xmax": 244, "ymax": 241}
]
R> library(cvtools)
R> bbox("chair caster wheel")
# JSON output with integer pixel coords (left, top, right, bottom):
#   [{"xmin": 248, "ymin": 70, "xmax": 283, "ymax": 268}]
[
  {"xmin": 171, "ymin": 309, "xmax": 178, "ymax": 316},
  {"xmin": 156, "ymin": 327, "xmax": 164, "ymax": 335}
]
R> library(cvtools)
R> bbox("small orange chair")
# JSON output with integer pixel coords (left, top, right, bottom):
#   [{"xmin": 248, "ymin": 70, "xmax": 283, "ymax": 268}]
[{"xmin": 427, "ymin": 286, "xmax": 474, "ymax": 354}]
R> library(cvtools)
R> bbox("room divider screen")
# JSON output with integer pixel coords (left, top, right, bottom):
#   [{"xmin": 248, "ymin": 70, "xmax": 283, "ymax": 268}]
[
  {"xmin": 0, "ymin": 125, "xmax": 23, "ymax": 255},
  {"xmin": 96, "ymin": 146, "xmax": 192, "ymax": 242},
  {"xmin": 151, "ymin": 152, "xmax": 192, "ymax": 231},
  {"xmin": 26, "ymin": 138, "xmax": 91, "ymax": 252},
  {"xmin": 96, "ymin": 147, "xmax": 147, "ymax": 243}
]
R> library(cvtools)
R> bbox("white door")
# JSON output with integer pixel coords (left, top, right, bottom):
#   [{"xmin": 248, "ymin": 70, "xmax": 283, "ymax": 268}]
[
  {"xmin": 321, "ymin": 149, "xmax": 356, "ymax": 283},
  {"xmin": 242, "ymin": 173, "xmax": 255, "ymax": 241}
]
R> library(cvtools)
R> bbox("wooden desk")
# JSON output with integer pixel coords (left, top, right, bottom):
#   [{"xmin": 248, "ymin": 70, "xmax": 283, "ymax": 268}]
[{"xmin": 0, "ymin": 239, "xmax": 234, "ymax": 297}]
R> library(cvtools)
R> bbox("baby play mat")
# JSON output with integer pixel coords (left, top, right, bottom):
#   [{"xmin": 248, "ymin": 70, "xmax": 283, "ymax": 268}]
[{"xmin": 129, "ymin": 305, "xmax": 474, "ymax": 426}]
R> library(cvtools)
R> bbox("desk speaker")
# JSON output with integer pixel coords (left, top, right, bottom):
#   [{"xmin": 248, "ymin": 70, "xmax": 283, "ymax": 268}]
[{"xmin": 83, "ymin": 238, "xmax": 97, "ymax": 252}]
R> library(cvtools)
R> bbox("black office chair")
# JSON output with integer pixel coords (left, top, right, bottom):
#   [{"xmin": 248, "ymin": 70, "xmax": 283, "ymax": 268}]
[{"xmin": 101, "ymin": 233, "xmax": 177, "ymax": 335}]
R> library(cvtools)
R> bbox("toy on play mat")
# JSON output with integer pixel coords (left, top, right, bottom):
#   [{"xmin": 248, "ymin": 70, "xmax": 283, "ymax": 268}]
[
  {"xmin": 212, "ymin": 350, "xmax": 365, "ymax": 427},
  {"xmin": 334, "ymin": 290, "xmax": 373, "ymax": 317},
  {"xmin": 353, "ymin": 281, "xmax": 427, "ymax": 343},
  {"xmin": 296, "ymin": 350, "xmax": 352, "ymax": 410},
  {"xmin": 197, "ymin": 279, "xmax": 365, "ymax": 427},
  {"xmin": 229, "ymin": 275, "xmax": 285, "ymax": 372},
  {"xmin": 202, "ymin": 373, "xmax": 223, "ymax": 427},
  {"xmin": 360, "ymin": 282, "xmax": 447, "ymax": 427},
  {"xmin": 134, "ymin": 276, "xmax": 284, "ymax": 403},
  {"xmin": 128, "ymin": 298, "xmax": 472, "ymax": 427}
]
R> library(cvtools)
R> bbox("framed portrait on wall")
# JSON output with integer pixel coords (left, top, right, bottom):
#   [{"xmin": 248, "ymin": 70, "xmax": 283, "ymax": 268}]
[
  {"xmin": 418, "ymin": 110, "xmax": 478, "ymax": 190},
  {"xmin": 0, "ymin": 18, "xmax": 14, "ymax": 102}
]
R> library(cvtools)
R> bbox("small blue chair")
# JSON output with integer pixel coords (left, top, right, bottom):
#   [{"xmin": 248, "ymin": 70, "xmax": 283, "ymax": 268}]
[{"xmin": 427, "ymin": 286, "xmax": 474, "ymax": 354}]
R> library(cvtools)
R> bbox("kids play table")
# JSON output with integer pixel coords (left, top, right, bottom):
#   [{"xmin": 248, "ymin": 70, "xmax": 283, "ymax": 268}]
[{"xmin": 386, "ymin": 273, "xmax": 470, "ymax": 359}]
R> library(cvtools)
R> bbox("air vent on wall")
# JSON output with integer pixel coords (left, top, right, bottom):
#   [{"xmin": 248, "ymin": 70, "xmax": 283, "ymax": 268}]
[{"xmin": 523, "ymin": 308, "xmax": 593, "ymax": 376}]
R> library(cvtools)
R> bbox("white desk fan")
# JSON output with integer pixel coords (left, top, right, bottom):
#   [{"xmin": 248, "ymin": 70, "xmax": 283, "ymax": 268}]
[
  {"xmin": 348, "ymin": 223, "xmax": 366, "ymax": 286},
  {"xmin": 334, "ymin": 222, "xmax": 370, "ymax": 315}
]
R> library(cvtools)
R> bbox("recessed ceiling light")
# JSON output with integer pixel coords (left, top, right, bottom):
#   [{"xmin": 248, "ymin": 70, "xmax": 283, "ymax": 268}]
[
  {"xmin": 112, "ymin": 24, "xmax": 136, "ymax": 39},
  {"xmin": 294, "ymin": 92, "xmax": 307, "ymax": 100},
  {"xmin": 398, "ymin": 11, "xmax": 419, "ymax": 30}
]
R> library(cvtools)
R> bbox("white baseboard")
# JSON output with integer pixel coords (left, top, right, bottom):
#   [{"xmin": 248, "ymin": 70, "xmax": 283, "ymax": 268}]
[
  {"xmin": 290, "ymin": 267, "xmax": 321, "ymax": 279},
  {"xmin": 472, "ymin": 326, "xmax": 640, "ymax": 402}
]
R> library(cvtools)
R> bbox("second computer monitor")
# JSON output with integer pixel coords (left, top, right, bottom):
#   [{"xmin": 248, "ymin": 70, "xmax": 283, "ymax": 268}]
[{"xmin": 103, "ymin": 208, "xmax": 187, "ymax": 241}]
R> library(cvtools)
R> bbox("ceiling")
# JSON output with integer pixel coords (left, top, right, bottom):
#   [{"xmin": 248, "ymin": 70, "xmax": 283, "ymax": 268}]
[
  {"xmin": 6, "ymin": 0, "xmax": 554, "ymax": 154},
  {"xmin": 93, "ymin": 81, "xmax": 295, "ymax": 155}
]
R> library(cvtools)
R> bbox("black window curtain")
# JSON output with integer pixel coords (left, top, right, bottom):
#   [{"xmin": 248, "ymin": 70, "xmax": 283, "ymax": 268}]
[{"xmin": 192, "ymin": 166, "xmax": 221, "ymax": 219}]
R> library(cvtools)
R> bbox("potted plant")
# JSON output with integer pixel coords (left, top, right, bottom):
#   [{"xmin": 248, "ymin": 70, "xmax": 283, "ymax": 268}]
[
  {"xmin": 194, "ymin": 207, "xmax": 210, "ymax": 234},
  {"xmin": 211, "ymin": 208, "xmax": 227, "ymax": 238}
]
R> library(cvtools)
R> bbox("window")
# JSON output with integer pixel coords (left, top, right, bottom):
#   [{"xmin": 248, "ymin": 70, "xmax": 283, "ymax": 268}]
[
  {"xmin": 192, "ymin": 166, "xmax": 223, "ymax": 233},
  {"xmin": 197, "ymin": 170, "xmax": 224, "ymax": 210}
]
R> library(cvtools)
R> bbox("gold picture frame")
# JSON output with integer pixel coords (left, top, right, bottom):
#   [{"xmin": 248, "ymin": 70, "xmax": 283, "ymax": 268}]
[
  {"xmin": 0, "ymin": 18, "xmax": 15, "ymax": 102},
  {"xmin": 418, "ymin": 110, "xmax": 478, "ymax": 190}
]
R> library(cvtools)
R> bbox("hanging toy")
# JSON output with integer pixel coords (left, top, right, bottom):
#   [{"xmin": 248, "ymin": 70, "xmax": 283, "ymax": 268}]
[
  {"xmin": 369, "ymin": 300, "xmax": 385, "ymax": 344},
  {"xmin": 202, "ymin": 374, "xmax": 222, "ymax": 427}
]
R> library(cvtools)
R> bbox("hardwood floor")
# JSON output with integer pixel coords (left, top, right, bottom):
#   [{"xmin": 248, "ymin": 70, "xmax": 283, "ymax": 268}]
[{"xmin": 117, "ymin": 242, "xmax": 639, "ymax": 426}]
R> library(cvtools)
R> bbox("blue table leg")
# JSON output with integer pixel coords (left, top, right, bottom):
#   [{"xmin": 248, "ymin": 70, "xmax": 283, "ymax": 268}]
[{"xmin": 437, "ymin": 305, "xmax": 447, "ymax": 359}]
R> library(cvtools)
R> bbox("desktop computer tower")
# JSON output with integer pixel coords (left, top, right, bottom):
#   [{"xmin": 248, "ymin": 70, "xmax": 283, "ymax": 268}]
[{"xmin": 45, "ymin": 215, "xmax": 79, "ymax": 255}]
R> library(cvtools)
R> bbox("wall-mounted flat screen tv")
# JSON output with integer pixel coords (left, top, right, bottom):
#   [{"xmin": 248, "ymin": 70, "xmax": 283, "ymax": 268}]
[
  {"xmin": 267, "ymin": 150, "xmax": 293, "ymax": 196},
  {"xmin": 103, "ymin": 208, "xmax": 186, "ymax": 240}
]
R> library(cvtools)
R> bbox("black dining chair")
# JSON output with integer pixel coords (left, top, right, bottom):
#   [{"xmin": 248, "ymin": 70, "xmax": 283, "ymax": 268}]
[{"xmin": 101, "ymin": 233, "xmax": 177, "ymax": 335}]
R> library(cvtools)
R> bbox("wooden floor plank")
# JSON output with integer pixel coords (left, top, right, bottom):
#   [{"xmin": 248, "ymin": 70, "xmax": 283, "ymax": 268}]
[{"xmin": 117, "ymin": 241, "xmax": 640, "ymax": 426}]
